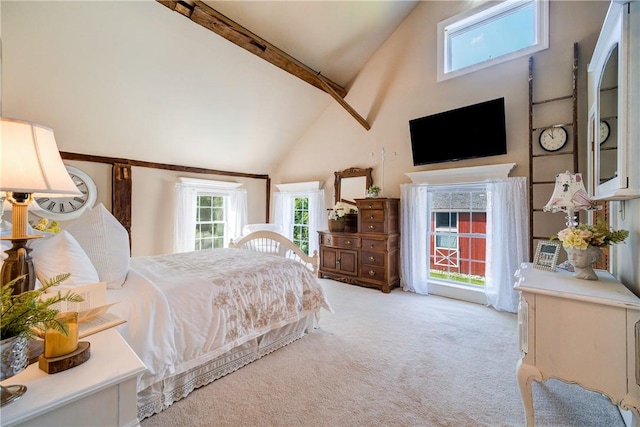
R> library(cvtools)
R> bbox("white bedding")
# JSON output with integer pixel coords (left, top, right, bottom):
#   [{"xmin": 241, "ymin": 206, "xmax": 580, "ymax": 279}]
[{"xmin": 105, "ymin": 248, "xmax": 331, "ymax": 418}]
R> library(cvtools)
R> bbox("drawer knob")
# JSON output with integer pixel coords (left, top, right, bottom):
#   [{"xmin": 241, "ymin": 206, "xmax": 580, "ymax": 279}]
[
  {"xmin": 370, "ymin": 244, "xmax": 375, "ymax": 248},
  {"xmin": 369, "ymin": 225, "xmax": 375, "ymax": 230},
  {"xmin": 346, "ymin": 240, "xmax": 351, "ymax": 245},
  {"xmin": 370, "ymin": 215, "xmax": 375, "ymax": 219},
  {"xmin": 368, "ymin": 270, "xmax": 376, "ymax": 276},
  {"xmin": 369, "ymin": 256, "xmax": 375, "ymax": 261},
  {"xmin": 368, "ymin": 204, "xmax": 373, "ymax": 208}
]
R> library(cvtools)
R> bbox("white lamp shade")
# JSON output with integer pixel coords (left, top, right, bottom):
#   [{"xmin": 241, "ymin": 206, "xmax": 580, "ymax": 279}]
[
  {"xmin": 1, "ymin": 117, "xmax": 80, "ymax": 195},
  {"xmin": 543, "ymin": 171, "xmax": 594, "ymax": 213}
]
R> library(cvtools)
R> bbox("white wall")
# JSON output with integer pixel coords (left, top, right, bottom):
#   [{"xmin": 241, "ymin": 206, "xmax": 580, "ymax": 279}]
[
  {"xmin": 273, "ymin": 0, "xmax": 640, "ymax": 294},
  {"xmin": 274, "ymin": 1, "xmax": 607, "ymax": 196}
]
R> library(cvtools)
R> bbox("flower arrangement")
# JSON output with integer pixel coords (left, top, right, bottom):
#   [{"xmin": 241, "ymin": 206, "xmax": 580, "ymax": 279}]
[
  {"xmin": 30, "ymin": 218, "xmax": 61, "ymax": 234},
  {"xmin": 552, "ymin": 221, "xmax": 629, "ymax": 250},
  {"xmin": 327, "ymin": 202, "xmax": 356, "ymax": 221}
]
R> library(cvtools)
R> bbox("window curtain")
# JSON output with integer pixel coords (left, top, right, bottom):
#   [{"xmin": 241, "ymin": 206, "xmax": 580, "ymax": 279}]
[
  {"xmin": 484, "ymin": 177, "xmax": 529, "ymax": 313},
  {"xmin": 227, "ymin": 189, "xmax": 248, "ymax": 243},
  {"xmin": 174, "ymin": 183, "xmax": 198, "ymax": 253},
  {"xmin": 400, "ymin": 184, "xmax": 429, "ymax": 294},
  {"xmin": 173, "ymin": 179, "xmax": 248, "ymax": 253},
  {"xmin": 273, "ymin": 189, "xmax": 326, "ymax": 255}
]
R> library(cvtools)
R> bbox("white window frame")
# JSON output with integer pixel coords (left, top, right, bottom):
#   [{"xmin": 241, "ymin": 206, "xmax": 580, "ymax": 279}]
[
  {"xmin": 195, "ymin": 193, "xmax": 226, "ymax": 250},
  {"xmin": 427, "ymin": 185, "xmax": 487, "ymax": 290},
  {"xmin": 273, "ymin": 181, "xmax": 326, "ymax": 256},
  {"xmin": 292, "ymin": 196, "xmax": 310, "ymax": 255},
  {"xmin": 437, "ymin": 0, "xmax": 549, "ymax": 82},
  {"xmin": 174, "ymin": 177, "xmax": 247, "ymax": 253}
]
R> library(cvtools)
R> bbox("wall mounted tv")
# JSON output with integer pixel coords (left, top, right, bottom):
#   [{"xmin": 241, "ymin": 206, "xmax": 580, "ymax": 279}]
[{"xmin": 409, "ymin": 97, "xmax": 507, "ymax": 166}]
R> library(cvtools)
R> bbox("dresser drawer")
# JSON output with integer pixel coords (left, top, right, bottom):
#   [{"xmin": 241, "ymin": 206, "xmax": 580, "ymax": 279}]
[
  {"xmin": 361, "ymin": 238, "xmax": 387, "ymax": 251},
  {"xmin": 359, "ymin": 200, "xmax": 386, "ymax": 210},
  {"xmin": 360, "ymin": 209, "xmax": 385, "ymax": 222},
  {"xmin": 361, "ymin": 251, "xmax": 385, "ymax": 267},
  {"xmin": 321, "ymin": 234, "xmax": 360, "ymax": 249},
  {"xmin": 361, "ymin": 221, "xmax": 385, "ymax": 233},
  {"xmin": 360, "ymin": 265, "xmax": 386, "ymax": 282}
]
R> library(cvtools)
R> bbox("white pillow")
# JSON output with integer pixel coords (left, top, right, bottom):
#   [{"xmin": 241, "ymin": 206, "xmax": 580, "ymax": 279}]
[
  {"xmin": 66, "ymin": 204, "xmax": 130, "ymax": 289},
  {"xmin": 31, "ymin": 230, "xmax": 100, "ymax": 287}
]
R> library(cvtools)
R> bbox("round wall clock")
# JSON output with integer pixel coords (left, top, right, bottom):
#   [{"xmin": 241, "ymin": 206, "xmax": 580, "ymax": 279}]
[
  {"xmin": 599, "ymin": 120, "xmax": 610, "ymax": 144},
  {"xmin": 538, "ymin": 126, "xmax": 568, "ymax": 152},
  {"xmin": 33, "ymin": 165, "xmax": 97, "ymax": 221}
]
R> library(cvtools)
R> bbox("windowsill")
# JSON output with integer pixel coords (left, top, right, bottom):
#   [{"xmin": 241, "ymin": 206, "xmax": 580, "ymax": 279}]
[
  {"xmin": 427, "ymin": 280, "xmax": 487, "ymax": 306},
  {"xmin": 405, "ymin": 163, "xmax": 516, "ymax": 185}
]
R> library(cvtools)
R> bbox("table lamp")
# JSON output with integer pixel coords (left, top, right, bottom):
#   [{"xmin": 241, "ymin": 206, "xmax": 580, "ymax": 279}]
[
  {"xmin": 543, "ymin": 171, "xmax": 597, "ymax": 227},
  {"xmin": 0, "ymin": 117, "xmax": 80, "ymax": 294}
]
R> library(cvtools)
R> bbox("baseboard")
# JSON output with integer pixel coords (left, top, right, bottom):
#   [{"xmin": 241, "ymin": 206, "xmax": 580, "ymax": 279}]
[{"xmin": 619, "ymin": 407, "xmax": 635, "ymax": 427}]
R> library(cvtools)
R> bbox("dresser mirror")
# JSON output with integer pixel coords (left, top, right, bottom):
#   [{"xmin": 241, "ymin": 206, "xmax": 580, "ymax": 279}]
[
  {"xmin": 334, "ymin": 167, "xmax": 373, "ymax": 205},
  {"xmin": 587, "ymin": 0, "xmax": 639, "ymax": 200}
]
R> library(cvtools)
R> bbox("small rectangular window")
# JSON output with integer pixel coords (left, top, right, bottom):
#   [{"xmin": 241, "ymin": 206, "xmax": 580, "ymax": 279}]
[
  {"xmin": 293, "ymin": 197, "xmax": 310, "ymax": 255},
  {"xmin": 195, "ymin": 194, "xmax": 225, "ymax": 250},
  {"xmin": 438, "ymin": 0, "xmax": 549, "ymax": 81},
  {"xmin": 428, "ymin": 188, "xmax": 487, "ymax": 288}
]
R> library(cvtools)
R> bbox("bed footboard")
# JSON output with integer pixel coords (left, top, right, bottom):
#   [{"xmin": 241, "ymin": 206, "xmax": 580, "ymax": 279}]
[{"xmin": 229, "ymin": 231, "xmax": 318, "ymax": 274}]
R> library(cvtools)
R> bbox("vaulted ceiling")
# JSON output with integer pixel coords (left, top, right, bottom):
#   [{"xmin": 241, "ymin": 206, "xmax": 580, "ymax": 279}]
[
  {"xmin": 165, "ymin": 0, "xmax": 420, "ymax": 171},
  {"xmin": 1, "ymin": 1, "xmax": 419, "ymax": 174}
]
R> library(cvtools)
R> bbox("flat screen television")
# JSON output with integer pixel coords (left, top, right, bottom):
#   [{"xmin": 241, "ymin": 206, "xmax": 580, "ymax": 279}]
[{"xmin": 409, "ymin": 97, "xmax": 507, "ymax": 166}]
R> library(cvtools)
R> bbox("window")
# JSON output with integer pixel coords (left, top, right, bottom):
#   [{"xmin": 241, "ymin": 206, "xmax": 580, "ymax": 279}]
[
  {"xmin": 174, "ymin": 178, "xmax": 247, "ymax": 253},
  {"xmin": 437, "ymin": 0, "xmax": 549, "ymax": 81},
  {"xmin": 195, "ymin": 195, "xmax": 225, "ymax": 250},
  {"xmin": 292, "ymin": 197, "xmax": 310, "ymax": 255},
  {"xmin": 273, "ymin": 182, "xmax": 326, "ymax": 257},
  {"xmin": 428, "ymin": 188, "xmax": 487, "ymax": 288}
]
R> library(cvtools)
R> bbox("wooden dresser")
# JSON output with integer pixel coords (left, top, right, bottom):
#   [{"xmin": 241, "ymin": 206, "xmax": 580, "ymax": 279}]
[{"xmin": 318, "ymin": 198, "xmax": 399, "ymax": 293}]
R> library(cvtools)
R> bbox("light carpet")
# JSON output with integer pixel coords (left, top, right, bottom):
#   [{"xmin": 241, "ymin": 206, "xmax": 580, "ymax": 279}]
[{"xmin": 141, "ymin": 279, "xmax": 625, "ymax": 427}]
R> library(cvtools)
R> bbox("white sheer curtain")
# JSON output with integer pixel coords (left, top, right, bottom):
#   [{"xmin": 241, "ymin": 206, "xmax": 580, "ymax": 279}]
[
  {"xmin": 400, "ymin": 184, "xmax": 429, "ymax": 294},
  {"xmin": 485, "ymin": 177, "xmax": 529, "ymax": 313},
  {"xmin": 227, "ymin": 189, "xmax": 248, "ymax": 243},
  {"xmin": 174, "ymin": 183, "xmax": 197, "ymax": 253},
  {"xmin": 173, "ymin": 178, "xmax": 248, "ymax": 253},
  {"xmin": 273, "ymin": 189, "xmax": 326, "ymax": 255}
]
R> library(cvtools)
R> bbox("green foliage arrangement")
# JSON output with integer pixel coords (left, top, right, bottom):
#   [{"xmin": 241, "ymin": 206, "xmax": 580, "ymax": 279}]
[
  {"xmin": 1, "ymin": 273, "xmax": 83, "ymax": 340},
  {"xmin": 368, "ymin": 185, "xmax": 381, "ymax": 194}
]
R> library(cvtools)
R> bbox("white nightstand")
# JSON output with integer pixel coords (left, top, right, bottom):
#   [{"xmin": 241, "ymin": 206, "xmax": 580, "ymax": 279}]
[
  {"xmin": 514, "ymin": 262, "xmax": 640, "ymax": 427},
  {"xmin": 0, "ymin": 329, "xmax": 146, "ymax": 427}
]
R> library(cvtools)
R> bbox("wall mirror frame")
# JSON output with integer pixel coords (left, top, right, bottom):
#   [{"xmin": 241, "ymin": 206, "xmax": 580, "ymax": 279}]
[
  {"xmin": 587, "ymin": 0, "xmax": 640, "ymax": 201},
  {"xmin": 334, "ymin": 167, "xmax": 373, "ymax": 206}
]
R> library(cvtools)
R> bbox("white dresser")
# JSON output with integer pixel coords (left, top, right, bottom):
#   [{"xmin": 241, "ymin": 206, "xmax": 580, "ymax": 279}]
[
  {"xmin": 514, "ymin": 262, "xmax": 640, "ymax": 426},
  {"xmin": 0, "ymin": 329, "xmax": 146, "ymax": 427}
]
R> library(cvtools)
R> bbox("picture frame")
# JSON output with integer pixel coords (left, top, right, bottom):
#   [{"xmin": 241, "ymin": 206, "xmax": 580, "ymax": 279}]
[{"xmin": 533, "ymin": 240, "xmax": 561, "ymax": 272}]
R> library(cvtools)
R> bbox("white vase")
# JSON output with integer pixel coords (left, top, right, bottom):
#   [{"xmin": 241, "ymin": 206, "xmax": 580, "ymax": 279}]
[
  {"xmin": 565, "ymin": 245, "xmax": 601, "ymax": 280},
  {"xmin": 1, "ymin": 335, "xmax": 29, "ymax": 381}
]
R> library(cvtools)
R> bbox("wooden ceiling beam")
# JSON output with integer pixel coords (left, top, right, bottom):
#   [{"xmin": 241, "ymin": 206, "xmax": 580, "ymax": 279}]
[{"xmin": 157, "ymin": 0, "xmax": 370, "ymax": 130}]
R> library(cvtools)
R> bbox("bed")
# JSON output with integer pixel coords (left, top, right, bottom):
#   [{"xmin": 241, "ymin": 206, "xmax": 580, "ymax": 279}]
[{"xmin": 27, "ymin": 205, "xmax": 331, "ymax": 422}]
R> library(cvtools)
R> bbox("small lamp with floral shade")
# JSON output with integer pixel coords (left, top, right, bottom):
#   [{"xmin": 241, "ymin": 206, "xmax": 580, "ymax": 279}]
[
  {"xmin": 543, "ymin": 171, "xmax": 598, "ymax": 227},
  {"xmin": 544, "ymin": 171, "xmax": 628, "ymax": 280}
]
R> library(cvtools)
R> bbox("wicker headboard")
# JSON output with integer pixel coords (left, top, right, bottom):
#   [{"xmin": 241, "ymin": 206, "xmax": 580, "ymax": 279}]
[{"xmin": 229, "ymin": 230, "xmax": 318, "ymax": 275}]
